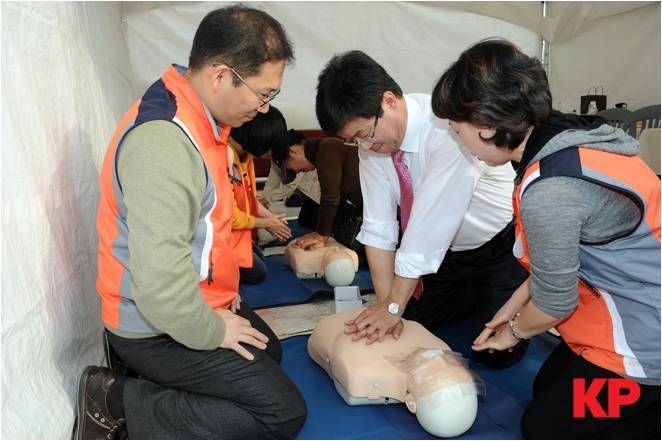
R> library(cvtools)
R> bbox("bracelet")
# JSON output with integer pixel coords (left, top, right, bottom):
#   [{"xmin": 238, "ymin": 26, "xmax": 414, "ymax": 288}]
[{"xmin": 508, "ymin": 313, "xmax": 529, "ymax": 341}]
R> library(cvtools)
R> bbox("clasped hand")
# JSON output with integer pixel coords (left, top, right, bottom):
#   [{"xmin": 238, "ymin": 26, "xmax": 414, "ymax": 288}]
[
  {"xmin": 344, "ymin": 302, "xmax": 403, "ymax": 344},
  {"xmin": 265, "ymin": 212, "xmax": 291, "ymax": 242}
]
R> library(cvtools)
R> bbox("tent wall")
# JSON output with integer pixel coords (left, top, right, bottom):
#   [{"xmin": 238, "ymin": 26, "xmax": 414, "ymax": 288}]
[
  {"xmin": 548, "ymin": 2, "xmax": 661, "ymax": 112},
  {"xmin": 1, "ymin": 2, "xmax": 134, "ymax": 439}
]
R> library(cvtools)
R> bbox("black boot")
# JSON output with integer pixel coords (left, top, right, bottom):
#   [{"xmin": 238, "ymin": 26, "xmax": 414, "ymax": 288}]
[{"xmin": 74, "ymin": 366, "xmax": 127, "ymax": 440}]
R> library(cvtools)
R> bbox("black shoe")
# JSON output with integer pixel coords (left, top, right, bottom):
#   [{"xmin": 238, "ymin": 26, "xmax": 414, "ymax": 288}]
[
  {"xmin": 75, "ymin": 366, "xmax": 127, "ymax": 440},
  {"xmin": 472, "ymin": 339, "xmax": 530, "ymax": 369}
]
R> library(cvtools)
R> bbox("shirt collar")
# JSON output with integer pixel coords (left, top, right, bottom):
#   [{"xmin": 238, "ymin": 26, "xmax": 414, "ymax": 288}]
[{"xmin": 399, "ymin": 94, "xmax": 422, "ymax": 153}]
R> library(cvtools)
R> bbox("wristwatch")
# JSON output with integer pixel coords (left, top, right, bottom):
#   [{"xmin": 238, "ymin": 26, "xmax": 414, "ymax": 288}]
[{"xmin": 387, "ymin": 302, "xmax": 403, "ymax": 317}]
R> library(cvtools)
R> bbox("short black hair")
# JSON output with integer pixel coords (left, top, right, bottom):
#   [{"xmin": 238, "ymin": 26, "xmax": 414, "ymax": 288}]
[
  {"xmin": 315, "ymin": 50, "xmax": 402, "ymax": 136},
  {"xmin": 431, "ymin": 38, "xmax": 551, "ymax": 150},
  {"xmin": 271, "ymin": 129, "xmax": 305, "ymax": 162},
  {"xmin": 189, "ymin": 5, "xmax": 294, "ymax": 85},
  {"xmin": 230, "ymin": 106, "xmax": 288, "ymax": 157}
]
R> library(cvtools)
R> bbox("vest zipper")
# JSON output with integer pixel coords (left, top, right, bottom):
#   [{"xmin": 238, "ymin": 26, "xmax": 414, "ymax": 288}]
[{"xmin": 207, "ymin": 252, "xmax": 214, "ymax": 285}]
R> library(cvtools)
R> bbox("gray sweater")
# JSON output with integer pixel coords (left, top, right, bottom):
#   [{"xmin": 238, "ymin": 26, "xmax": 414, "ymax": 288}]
[{"xmin": 519, "ymin": 124, "xmax": 642, "ymax": 318}]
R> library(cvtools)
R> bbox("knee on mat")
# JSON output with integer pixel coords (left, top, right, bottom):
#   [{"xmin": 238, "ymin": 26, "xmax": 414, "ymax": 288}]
[{"xmin": 268, "ymin": 391, "xmax": 307, "ymax": 438}]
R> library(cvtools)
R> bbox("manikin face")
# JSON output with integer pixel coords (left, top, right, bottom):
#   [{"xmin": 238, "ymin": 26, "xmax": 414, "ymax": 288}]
[
  {"xmin": 448, "ymin": 121, "xmax": 512, "ymax": 167},
  {"xmin": 284, "ymin": 145, "xmax": 315, "ymax": 172},
  {"xmin": 207, "ymin": 60, "xmax": 285, "ymax": 128},
  {"xmin": 336, "ymin": 92, "xmax": 405, "ymax": 155}
]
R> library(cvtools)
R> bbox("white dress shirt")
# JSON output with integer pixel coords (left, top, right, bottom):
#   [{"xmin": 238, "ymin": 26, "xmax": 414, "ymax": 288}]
[{"xmin": 356, "ymin": 93, "xmax": 515, "ymax": 278}]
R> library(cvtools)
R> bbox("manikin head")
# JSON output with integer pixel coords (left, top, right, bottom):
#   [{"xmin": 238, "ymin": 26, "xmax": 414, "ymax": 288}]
[
  {"xmin": 315, "ymin": 50, "xmax": 408, "ymax": 155},
  {"xmin": 394, "ymin": 349, "xmax": 481, "ymax": 438},
  {"xmin": 185, "ymin": 6, "xmax": 294, "ymax": 128},
  {"xmin": 322, "ymin": 247, "xmax": 356, "ymax": 287}
]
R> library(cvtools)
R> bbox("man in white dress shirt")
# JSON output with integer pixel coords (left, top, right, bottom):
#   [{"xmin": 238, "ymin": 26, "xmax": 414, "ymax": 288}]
[{"xmin": 315, "ymin": 50, "xmax": 529, "ymax": 367}]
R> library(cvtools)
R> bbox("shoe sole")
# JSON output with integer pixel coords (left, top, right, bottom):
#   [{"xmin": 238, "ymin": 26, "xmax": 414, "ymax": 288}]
[{"xmin": 74, "ymin": 366, "xmax": 94, "ymax": 440}]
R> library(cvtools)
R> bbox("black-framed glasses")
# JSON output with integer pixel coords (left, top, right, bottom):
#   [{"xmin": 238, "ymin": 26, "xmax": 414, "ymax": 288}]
[
  {"xmin": 228, "ymin": 66, "xmax": 280, "ymax": 108},
  {"xmin": 344, "ymin": 113, "xmax": 379, "ymax": 149}
]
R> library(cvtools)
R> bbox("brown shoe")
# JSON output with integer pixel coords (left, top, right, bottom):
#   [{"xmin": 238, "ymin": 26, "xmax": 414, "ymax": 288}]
[{"xmin": 74, "ymin": 366, "xmax": 126, "ymax": 440}]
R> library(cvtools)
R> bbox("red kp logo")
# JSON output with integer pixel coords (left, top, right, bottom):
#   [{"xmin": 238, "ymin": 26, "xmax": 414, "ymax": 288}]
[{"xmin": 572, "ymin": 378, "xmax": 641, "ymax": 418}]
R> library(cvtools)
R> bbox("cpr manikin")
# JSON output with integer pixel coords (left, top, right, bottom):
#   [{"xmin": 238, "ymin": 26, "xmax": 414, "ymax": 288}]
[
  {"xmin": 308, "ymin": 309, "xmax": 484, "ymax": 438},
  {"xmin": 284, "ymin": 239, "xmax": 358, "ymax": 287}
]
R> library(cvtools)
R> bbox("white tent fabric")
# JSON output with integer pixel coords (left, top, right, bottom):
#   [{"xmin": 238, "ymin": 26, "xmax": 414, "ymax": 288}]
[
  {"xmin": 124, "ymin": 1, "xmax": 540, "ymax": 129},
  {"xmin": 1, "ymin": 2, "xmax": 134, "ymax": 439},
  {"xmin": 1, "ymin": 1, "xmax": 659, "ymax": 439}
]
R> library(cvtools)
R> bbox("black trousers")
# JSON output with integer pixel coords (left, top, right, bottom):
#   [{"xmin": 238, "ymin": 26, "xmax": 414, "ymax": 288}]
[
  {"xmin": 297, "ymin": 195, "xmax": 366, "ymax": 261},
  {"xmin": 521, "ymin": 340, "xmax": 661, "ymax": 439},
  {"xmin": 239, "ymin": 242, "xmax": 268, "ymax": 284},
  {"xmin": 402, "ymin": 221, "xmax": 530, "ymax": 365},
  {"xmin": 106, "ymin": 303, "xmax": 306, "ymax": 439}
]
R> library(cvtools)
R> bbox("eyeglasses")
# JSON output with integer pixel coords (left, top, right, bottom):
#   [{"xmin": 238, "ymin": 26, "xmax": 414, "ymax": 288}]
[
  {"xmin": 228, "ymin": 66, "xmax": 280, "ymax": 108},
  {"xmin": 344, "ymin": 114, "xmax": 379, "ymax": 149}
]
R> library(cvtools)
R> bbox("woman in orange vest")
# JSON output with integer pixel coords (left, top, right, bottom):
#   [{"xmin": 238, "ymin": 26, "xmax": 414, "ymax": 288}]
[
  {"xmin": 228, "ymin": 106, "xmax": 292, "ymax": 284},
  {"xmin": 432, "ymin": 39, "xmax": 660, "ymax": 439}
]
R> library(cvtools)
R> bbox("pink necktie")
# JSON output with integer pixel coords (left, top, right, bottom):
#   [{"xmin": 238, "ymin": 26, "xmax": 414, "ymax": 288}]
[{"xmin": 392, "ymin": 150, "xmax": 424, "ymax": 300}]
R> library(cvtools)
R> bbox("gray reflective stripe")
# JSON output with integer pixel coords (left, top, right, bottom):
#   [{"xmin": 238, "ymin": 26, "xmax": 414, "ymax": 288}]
[
  {"xmin": 118, "ymin": 297, "xmax": 159, "ymax": 333},
  {"xmin": 191, "ymin": 181, "xmax": 216, "ymax": 280},
  {"xmin": 110, "ymin": 121, "xmax": 134, "ymax": 302},
  {"xmin": 173, "ymin": 116, "xmax": 215, "ymax": 280},
  {"xmin": 600, "ymin": 288, "xmax": 660, "ymax": 379}
]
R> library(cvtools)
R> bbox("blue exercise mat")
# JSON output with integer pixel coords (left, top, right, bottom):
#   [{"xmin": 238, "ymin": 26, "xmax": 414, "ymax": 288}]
[{"xmin": 280, "ymin": 317, "xmax": 559, "ymax": 439}]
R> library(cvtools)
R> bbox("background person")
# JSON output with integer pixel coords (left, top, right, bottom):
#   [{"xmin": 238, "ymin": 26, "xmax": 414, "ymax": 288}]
[
  {"xmin": 228, "ymin": 106, "xmax": 292, "ymax": 284},
  {"xmin": 271, "ymin": 129, "xmax": 364, "ymax": 256}
]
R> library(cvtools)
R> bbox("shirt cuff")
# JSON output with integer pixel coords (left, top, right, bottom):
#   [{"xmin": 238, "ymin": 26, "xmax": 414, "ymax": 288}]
[
  {"xmin": 356, "ymin": 219, "xmax": 399, "ymax": 250},
  {"xmin": 394, "ymin": 249, "xmax": 445, "ymax": 278}
]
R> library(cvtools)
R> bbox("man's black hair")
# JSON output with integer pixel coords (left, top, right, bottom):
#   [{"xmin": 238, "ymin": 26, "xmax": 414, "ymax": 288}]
[
  {"xmin": 270, "ymin": 129, "xmax": 305, "ymax": 163},
  {"xmin": 315, "ymin": 50, "xmax": 402, "ymax": 136},
  {"xmin": 189, "ymin": 5, "xmax": 294, "ymax": 85}
]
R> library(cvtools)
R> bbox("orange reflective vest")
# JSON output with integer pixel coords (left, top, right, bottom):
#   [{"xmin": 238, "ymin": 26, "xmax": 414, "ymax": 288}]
[
  {"xmin": 96, "ymin": 65, "xmax": 238, "ymax": 332},
  {"xmin": 513, "ymin": 146, "xmax": 660, "ymax": 381},
  {"xmin": 228, "ymin": 143, "xmax": 259, "ymax": 268}
]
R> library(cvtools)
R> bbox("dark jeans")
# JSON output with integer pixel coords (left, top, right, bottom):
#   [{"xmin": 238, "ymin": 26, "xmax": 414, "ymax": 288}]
[
  {"xmin": 239, "ymin": 242, "xmax": 268, "ymax": 284},
  {"xmin": 521, "ymin": 340, "xmax": 661, "ymax": 439},
  {"xmin": 106, "ymin": 303, "xmax": 306, "ymax": 439},
  {"xmin": 402, "ymin": 221, "xmax": 529, "ymax": 365}
]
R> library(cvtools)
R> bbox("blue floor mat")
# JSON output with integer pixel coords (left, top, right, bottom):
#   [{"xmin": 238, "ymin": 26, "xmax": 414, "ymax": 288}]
[{"xmin": 280, "ymin": 318, "xmax": 559, "ymax": 439}]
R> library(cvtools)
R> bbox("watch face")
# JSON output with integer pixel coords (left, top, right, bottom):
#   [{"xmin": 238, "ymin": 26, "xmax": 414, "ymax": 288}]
[{"xmin": 388, "ymin": 303, "xmax": 400, "ymax": 315}]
